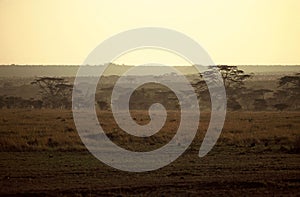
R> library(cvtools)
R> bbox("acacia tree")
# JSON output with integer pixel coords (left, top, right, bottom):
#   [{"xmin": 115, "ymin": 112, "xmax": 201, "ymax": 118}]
[
  {"xmin": 193, "ymin": 65, "xmax": 251, "ymax": 90},
  {"xmin": 193, "ymin": 65, "xmax": 251, "ymax": 111},
  {"xmin": 213, "ymin": 65, "xmax": 251, "ymax": 89},
  {"xmin": 273, "ymin": 103, "xmax": 289, "ymax": 111},
  {"xmin": 0, "ymin": 96, "xmax": 4, "ymax": 109},
  {"xmin": 273, "ymin": 73, "xmax": 300, "ymax": 110},
  {"xmin": 31, "ymin": 77, "xmax": 72, "ymax": 109},
  {"xmin": 97, "ymin": 100, "xmax": 109, "ymax": 110}
]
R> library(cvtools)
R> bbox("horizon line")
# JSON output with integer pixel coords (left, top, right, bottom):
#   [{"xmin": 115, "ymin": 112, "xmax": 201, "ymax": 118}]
[{"xmin": 1, "ymin": 64, "xmax": 300, "ymax": 67}]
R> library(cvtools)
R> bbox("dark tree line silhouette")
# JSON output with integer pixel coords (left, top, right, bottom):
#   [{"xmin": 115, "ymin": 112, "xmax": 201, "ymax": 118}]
[
  {"xmin": 0, "ymin": 96, "xmax": 42, "ymax": 109},
  {"xmin": 0, "ymin": 68, "xmax": 299, "ymax": 111},
  {"xmin": 0, "ymin": 77, "xmax": 73, "ymax": 109},
  {"xmin": 272, "ymin": 73, "xmax": 300, "ymax": 110}
]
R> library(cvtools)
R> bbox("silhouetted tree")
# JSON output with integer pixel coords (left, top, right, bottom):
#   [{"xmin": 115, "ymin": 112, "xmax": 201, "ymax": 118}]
[
  {"xmin": 252, "ymin": 89, "xmax": 273, "ymax": 100},
  {"xmin": 272, "ymin": 73, "xmax": 300, "ymax": 110},
  {"xmin": 97, "ymin": 100, "xmax": 109, "ymax": 110},
  {"xmin": 227, "ymin": 98, "xmax": 242, "ymax": 111},
  {"xmin": 273, "ymin": 103, "xmax": 289, "ymax": 111},
  {"xmin": 0, "ymin": 96, "xmax": 5, "ymax": 109},
  {"xmin": 279, "ymin": 73, "xmax": 300, "ymax": 88},
  {"xmin": 31, "ymin": 77, "xmax": 72, "ymax": 109},
  {"xmin": 0, "ymin": 95, "xmax": 43, "ymax": 109},
  {"xmin": 4, "ymin": 96, "xmax": 19, "ymax": 108},
  {"xmin": 213, "ymin": 65, "xmax": 251, "ymax": 89},
  {"xmin": 30, "ymin": 98, "xmax": 43, "ymax": 109},
  {"xmin": 239, "ymin": 88, "xmax": 272, "ymax": 111},
  {"xmin": 193, "ymin": 65, "xmax": 251, "ymax": 111},
  {"xmin": 253, "ymin": 99, "xmax": 268, "ymax": 111}
]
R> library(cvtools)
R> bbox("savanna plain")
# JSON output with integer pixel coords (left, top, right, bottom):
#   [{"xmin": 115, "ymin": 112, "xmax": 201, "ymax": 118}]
[
  {"xmin": 0, "ymin": 65, "xmax": 299, "ymax": 196},
  {"xmin": 0, "ymin": 109, "xmax": 299, "ymax": 196}
]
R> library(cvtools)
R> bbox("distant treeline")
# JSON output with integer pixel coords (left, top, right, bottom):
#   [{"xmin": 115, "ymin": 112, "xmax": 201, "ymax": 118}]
[{"xmin": 0, "ymin": 65, "xmax": 299, "ymax": 111}]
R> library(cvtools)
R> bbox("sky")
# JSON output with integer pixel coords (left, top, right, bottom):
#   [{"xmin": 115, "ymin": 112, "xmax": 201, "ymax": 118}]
[{"xmin": 0, "ymin": 0, "xmax": 299, "ymax": 65}]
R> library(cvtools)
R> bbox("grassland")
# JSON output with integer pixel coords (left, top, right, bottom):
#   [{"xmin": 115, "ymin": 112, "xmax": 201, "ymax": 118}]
[
  {"xmin": 0, "ymin": 109, "xmax": 299, "ymax": 196},
  {"xmin": 0, "ymin": 109, "xmax": 299, "ymax": 153}
]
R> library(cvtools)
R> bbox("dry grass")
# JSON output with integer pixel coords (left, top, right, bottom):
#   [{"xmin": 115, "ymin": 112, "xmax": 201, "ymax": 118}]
[
  {"xmin": 0, "ymin": 109, "xmax": 82, "ymax": 151},
  {"xmin": 0, "ymin": 109, "xmax": 299, "ymax": 153},
  {"xmin": 219, "ymin": 112, "xmax": 300, "ymax": 150},
  {"xmin": 0, "ymin": 109, "xmax": 299, "ymax": 196}
]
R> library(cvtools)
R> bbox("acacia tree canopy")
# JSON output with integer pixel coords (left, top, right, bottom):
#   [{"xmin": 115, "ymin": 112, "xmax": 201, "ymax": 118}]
[
  {"xmin": 31, "ymin": 77, "xmax": 72, "ymax": 108},
  {"xmin": 193, "ymin": 65, "xmax": 252, "ymax": 111},
  {"xmin": 275, "ymin": 73, "xmax": 300, "ymax": 110}
]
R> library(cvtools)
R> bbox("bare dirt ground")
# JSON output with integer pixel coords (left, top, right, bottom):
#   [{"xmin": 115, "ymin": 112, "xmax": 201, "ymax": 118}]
[
  {"xmin": 0, "ymin": 110, "xmax": 299, "ymax": 196},
  {"xmin": 0, "ymin": 150, "xmax": 299, "ymax": 196}
]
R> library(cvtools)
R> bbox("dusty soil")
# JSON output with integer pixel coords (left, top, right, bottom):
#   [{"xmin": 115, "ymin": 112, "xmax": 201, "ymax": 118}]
[{"xmin": 0, "ymin": 148, "xmax": 299, "ymax": 196}]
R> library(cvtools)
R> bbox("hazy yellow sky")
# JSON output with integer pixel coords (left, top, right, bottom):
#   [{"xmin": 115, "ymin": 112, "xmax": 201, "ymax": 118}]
[{"xmin": 0, "ymin": 0, "xmax": 299, "ymax": 65}]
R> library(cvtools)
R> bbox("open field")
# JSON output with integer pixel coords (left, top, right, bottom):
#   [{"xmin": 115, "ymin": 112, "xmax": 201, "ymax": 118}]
[{"xmin": 0, "ymin": 109, "xmax": 300, "ymax": 196}]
